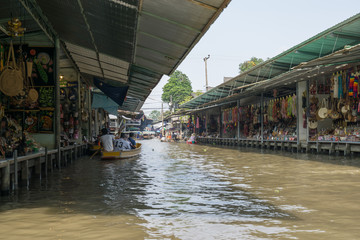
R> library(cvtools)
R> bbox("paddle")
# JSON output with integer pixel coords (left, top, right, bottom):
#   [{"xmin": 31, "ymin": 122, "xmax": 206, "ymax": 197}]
[{"xmin": 90, "ymin": 148, "xmax": 101, "ymax": 159}]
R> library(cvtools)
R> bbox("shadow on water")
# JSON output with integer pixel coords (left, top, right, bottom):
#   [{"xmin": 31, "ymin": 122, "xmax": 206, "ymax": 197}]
[{"xmin": 0, "ymin": 140, "xmax": 299, "ymax": 223}]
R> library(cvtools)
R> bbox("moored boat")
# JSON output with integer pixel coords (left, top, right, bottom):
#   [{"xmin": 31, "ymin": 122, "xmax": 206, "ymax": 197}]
[{"xmin": 101, "ymin": 143, "xmax": 142, "ymax": 160}]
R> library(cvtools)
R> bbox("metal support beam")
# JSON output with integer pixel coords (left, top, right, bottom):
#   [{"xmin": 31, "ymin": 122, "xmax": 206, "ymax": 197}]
[{"xmin": 19, "ymin": 0, "xmax": 57, "ymax": 43}]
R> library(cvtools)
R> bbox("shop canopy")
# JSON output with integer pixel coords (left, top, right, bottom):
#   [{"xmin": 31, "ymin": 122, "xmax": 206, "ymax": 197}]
[
  {"xmin": 181, "ymin": 13, "xmax": 360, "ymax": 110},
  {"xmin": 91, "ymin": 92, "xmax": 119, "ymax": 115},
  {"xmin": 0, "ymin": 0, "xmax": 231, "ymax": 112}
]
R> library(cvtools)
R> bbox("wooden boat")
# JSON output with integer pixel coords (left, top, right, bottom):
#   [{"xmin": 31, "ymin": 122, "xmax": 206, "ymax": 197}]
[
  {"xmin": 101, "ymin": 143, "xmax": 142, "ymax": 160},
  {"xmin": 89, "ymin": 144, "xmax": 101, "ymax": 155}
]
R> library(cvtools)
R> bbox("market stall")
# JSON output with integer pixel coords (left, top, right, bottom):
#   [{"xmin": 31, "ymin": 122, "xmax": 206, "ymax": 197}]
[
  {"xmin": 0, "ymin": 42, "xmax": 55, "ymax": 157},
  {"xmin": 305, "ymin": 66, "xmax": 360, "ymax": 142}
]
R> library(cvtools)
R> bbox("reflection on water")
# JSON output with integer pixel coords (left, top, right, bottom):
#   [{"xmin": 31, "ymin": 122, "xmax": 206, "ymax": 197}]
[{"xmin": 1, "ymin": 139, "xmax": 360, "ymax": 239}]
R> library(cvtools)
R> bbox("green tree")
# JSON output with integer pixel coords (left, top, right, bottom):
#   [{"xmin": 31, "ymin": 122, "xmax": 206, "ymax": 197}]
[
  {"xmin": 179, "ymin": 90, "xmax": 204, "ymax": 105},
  {"xmin": 239, "ymin": 57, "xmax": 264, "ymax": 73},
  {"xmin": 162, "ymin": 70, "xmax": 192, "ymax": 109},
  {"xmin": 149, "ymin": 110, "xmax": 161, "ymax": 121}
]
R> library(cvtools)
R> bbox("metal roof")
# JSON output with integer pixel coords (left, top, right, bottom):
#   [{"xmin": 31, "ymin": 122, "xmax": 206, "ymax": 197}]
[
  {"xmin": 6, "ymin": 0, "xmax": 231, "ymax": 112},
  {"xmin": 181, "ymin": 13, "xmax": 360, "ymax": 110}
]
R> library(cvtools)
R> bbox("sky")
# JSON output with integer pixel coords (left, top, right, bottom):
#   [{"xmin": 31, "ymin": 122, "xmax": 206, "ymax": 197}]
[{"xmin": 142, "ymin": 0, "xmax": 360, "ymax": 115}]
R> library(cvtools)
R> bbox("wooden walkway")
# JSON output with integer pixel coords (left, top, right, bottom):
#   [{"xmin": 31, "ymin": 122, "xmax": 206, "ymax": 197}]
[
  {"xmin": 0, "ymin": 144, "xmax": 88, "ymax": 195},
  {"xmin": 197, "ymin": 137, "xmax": 360, "ymax": 156}
]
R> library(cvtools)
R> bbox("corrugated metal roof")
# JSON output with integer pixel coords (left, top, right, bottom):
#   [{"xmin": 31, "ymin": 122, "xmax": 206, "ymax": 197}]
[
  {"xmin": 181, "ymin": 13, "xmax": 360, "ymax": 110},
  {"xmin": 20, "ymin": 0, "xmax": 231, "ymax": 112},
  {"xmin": 0, "ymin": 1, "xmax": 52, "ymax": 46}
]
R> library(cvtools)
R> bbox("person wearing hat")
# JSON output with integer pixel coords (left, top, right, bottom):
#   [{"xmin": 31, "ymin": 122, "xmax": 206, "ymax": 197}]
[{"xmin": 100, "ymin": 128, "xmax": 115, "ymax": 152}]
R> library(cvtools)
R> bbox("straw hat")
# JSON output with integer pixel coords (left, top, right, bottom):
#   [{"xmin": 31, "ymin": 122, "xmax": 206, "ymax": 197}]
[
  {"xmin": 27, "ymin": 88, "xmax": 38, "ymax": 102},
  {"xmin": 308, "ymin": 120, "xmax": 318, "ymax": 129}
]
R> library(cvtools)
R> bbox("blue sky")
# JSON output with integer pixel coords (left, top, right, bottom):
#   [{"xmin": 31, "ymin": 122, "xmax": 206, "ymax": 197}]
[{"xmin": 142, "ymin": 1, "xmax": 360, "ymax": 114}]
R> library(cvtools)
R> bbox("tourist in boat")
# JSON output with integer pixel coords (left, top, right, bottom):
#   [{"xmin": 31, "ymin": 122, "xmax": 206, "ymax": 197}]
[
  {"xmin": 187, "ymin": 133, "xmax": 196, "ymax": 144},
  {"xmin": 128, "ymin": 132, "xmax": 136, "ymax": 149},
  {"xmin": 114, "ymin": 133, "xmax": 132, "ymax": 151},
  {"xmin": 100, "ymin": 128, "xmax": 115, "ymax": 152}
]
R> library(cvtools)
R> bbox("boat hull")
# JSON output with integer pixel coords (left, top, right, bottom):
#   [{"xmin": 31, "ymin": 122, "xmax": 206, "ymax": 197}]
[{"xmin": 101, "ymin": 143, "xmax": 142, "ymax": 160}]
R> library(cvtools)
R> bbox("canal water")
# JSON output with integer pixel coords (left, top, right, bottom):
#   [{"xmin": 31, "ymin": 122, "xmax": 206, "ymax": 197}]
[{"xmin": 1, "ymin": 139, "xmax": 360, "ymax": 240}]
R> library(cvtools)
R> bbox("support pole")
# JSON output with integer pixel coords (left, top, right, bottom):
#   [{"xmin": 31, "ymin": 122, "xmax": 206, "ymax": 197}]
[
  {"xmin": 45, "ymin": 147, "xmax": 48, "ymax": 177},
  {"xmin": 21, "ymin": 160, "xmax": 29, "ymax": 189},
  {"xmin": 14, "ymin": 150, "xmax": 18, "ymax": 190},
  {"xmin": 260, "ymin": 93, "xmax": 264, "ymax": 144},
  {"xmin": 237, "ymin": 99, "xmax": 240, "ymax": 140},
  {"xmin": 58, "ymin": 143, "xmax": 61, "ymax": 170},
  {"xmin": 1, "ymin": 161, "xmax": 10, "ymax": 194},
  {"xmin": 203, "ymin": 54, "xmax": 210, "ymax": 91},
  {"xmin": 55, "ymin": 38, "xmax": 61, "ymax": 163}
]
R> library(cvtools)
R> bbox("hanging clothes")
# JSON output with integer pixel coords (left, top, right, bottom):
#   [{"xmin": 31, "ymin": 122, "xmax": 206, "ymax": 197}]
[
  {"xmin": 333, "ymin": 74, "xmax": 339, "ymax": 98},
  {"xmin": 338, "ymin": 72, "xmax": 343, "ymax": 98},
  {"xmin": 196, "ymin": 117, "xmax": 200, "ymax": 129},
  {"xmin": 292, "ymin": 94, "xmax": 297, "ymax": 117},
  {"xmin": 355, "ymin": 75, "xmax": 359, "ymax": 98},
  {"xmin": 348, "ymin": 72, "xmax": 354, "ymax": 97}
]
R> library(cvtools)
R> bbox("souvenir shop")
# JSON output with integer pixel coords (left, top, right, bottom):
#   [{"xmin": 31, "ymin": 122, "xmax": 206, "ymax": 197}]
[
  {"xmin": 188, "ymin": 107, "xmax": 220, "ymax": 138},
  {"xmin": 0, "ymin": 41, "xmax": 55, "ymax": 157},
  {"xmin": 236, "ymin": 90, "xmax": 297, "ymax": 141},
  {"xmin": 304, "ymin": 65, "xmax": 360, "ymax": 143},
  {"xmin": 221, "ymin": 104, "xmax": 238, "ymax": 138},
  {"xmin": 59, "ymin": 68, "xmax": 91, "ymax": 147}
]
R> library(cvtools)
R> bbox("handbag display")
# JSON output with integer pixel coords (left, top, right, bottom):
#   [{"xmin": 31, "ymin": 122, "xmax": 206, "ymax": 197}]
[
  {"xmin": 0, "ymin": 41, "xmax": 24, "ymax": 96},
  {"xmin": 317, "ymin": 99, "xmax": 328, "ymax": 119}
]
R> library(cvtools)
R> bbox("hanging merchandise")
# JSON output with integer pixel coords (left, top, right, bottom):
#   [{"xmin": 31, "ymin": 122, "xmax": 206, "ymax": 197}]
[
  {"xmin": 0, "ymin": 41, "xmax": 23, "ymax": 96},
  {"xmin": 317, "ymin": 99, "xmax": 328, "ymax": 119}
]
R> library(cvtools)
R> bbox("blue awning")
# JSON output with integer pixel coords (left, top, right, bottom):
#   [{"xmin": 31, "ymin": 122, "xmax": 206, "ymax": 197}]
[
  {"xmin": 91, "ymin": 93, "xmax": 119, "ymax": 115},
  {"xmin": 93, "ymin": 77, "xmax": 129, "ymax": 106}
]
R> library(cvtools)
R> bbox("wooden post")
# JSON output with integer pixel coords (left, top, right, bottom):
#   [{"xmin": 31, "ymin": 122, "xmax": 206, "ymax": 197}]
[
  {"xmin": 35, "ymin": 157, "xmax": 42, "ymax": 179},
  {"xmin": 260, "ymin": 93, "xmax": 264, "ymax": 144},
  {"xmin": 344, "ymin": 143, "xmax": 350, "ymax": 156},
  {"xmin": 50, "ymin": 153, "xmax": 54, "ymax": 173},
  {"xmin": 14, "ymin": 150, "xmax": 18, "ymax": 190},
  {"xmin": 58, "ymin": 143, "xmax": 61, "ymax": 170},
  {"xmin": 44, "ymin": 147, "xmax": 48, "ymax": 177},
  {"xmin": 21, "ymin": 160, "xmax": 29, "ymax": 189},
  {"xmin": 329, "ymin": 142, "xmax": 335, "ymax": 155},
  {"xmin": 1, "ymin": 161, "xmax": 10, "ymax": 194}
]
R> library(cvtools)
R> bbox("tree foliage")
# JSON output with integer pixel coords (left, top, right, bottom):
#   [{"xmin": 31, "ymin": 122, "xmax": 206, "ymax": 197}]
[
  {"xmin": 238, "ymin": 57, "xmax": 264, "ymax": 73},
  {"xmin": 149, "ymin": 110, "xmax": 161, "ymax": 121},
  {"xmin": 179, "ymin": 90, "xmax": 204, "ymax": 105},
  {"xmin": 162, "ymin": 71, "xmax": 193, "ymax": 107}
]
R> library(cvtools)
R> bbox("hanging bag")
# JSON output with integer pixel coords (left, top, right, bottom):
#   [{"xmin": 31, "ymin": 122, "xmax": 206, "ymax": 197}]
[
  {"xmin": 317, "ymin": 98, "xmax": 328, "ymax": 119},
  {"xmin": 0, "ymin": 41, "xmax": 23, "ymax": 96}
]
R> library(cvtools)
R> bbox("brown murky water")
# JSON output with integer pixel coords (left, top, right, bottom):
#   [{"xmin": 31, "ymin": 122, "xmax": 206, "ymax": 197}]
[{"xmin": 1, "ymin": 139, "xmax": 360, "ymax": 239}]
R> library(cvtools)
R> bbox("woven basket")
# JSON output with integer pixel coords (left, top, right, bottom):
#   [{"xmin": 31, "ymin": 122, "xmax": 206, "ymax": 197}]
[{"xmin": 0, "ymin": 42, "xmax": 23, "ymax": 96}]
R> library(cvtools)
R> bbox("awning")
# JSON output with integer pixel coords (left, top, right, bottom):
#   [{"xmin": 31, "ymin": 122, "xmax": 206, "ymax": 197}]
[
  {"xmin": 12, "ymin": 0, "xmax": 231, "ymax": 112},
  {"xmin": 91, "ymin": 92, "xmax": 119, "ymax": 115},
  {"xmin": 181, "ymin": 13, "xmax": 360, "ymax": 110},
  {"xmin": 93, "ymin": 77, "xmax": 128, "ymax": 106}
]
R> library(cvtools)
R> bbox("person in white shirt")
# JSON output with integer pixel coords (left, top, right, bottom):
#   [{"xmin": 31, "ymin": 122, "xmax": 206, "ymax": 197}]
[
  {"xmin": 114, "ymin": 133, "xmax": 132, "ymax": 151},
  {"xmin": 100, "ymin": 128, "xmax": 115, "ymax": 152}
]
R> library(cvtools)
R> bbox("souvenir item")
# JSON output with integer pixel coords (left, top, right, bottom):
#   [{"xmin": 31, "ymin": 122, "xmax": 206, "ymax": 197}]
[
  {"xmin": 0, "ymin": 41, "xmax": 23, "ymax": 96},
  {"xmin": 317, "ymin": 99, "xmax": 328, "ymax": 119},
  {"xmin": 309, "ymin": 120, "xmax": 318, "ymax": 129}
]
